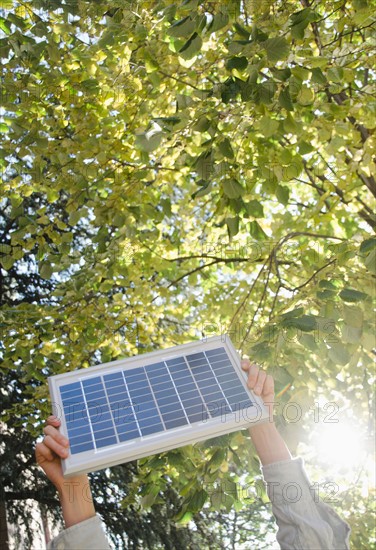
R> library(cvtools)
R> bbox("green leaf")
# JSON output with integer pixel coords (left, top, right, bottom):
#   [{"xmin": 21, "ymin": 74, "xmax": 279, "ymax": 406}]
[
  {"xmin": 249, "ymin": 220, "xmax": 268, "ymax": 241},
  {"xmin": 316, "ymin": 289, "xmax": 336, "ymax": 300},
  {"xmin": 233, "ymin": 22, "xmax": 250, "ymax": 39},
  {"xmin": 191, "ymin": 182, "xmax": 212, "ymax": 199},
  {"xmin": 297, "ymin": 86, "xmax": 315, "ymax": 105},
  {"xmin": 194, "ymin": 151, "xmax": 213, "ymax": 179},
  {"xmin": 68, "ymin": 211, "xmax": 81, "ymax": 226},
  {"xmin": 364, "ymin": 249, "xmax": 376, "ymax": 274},
  {"xmin": 282, "ymin": 314, "xmax": 317, "ymax": 332},
  {"xmin": 207, "ymin": 448, "xmax": 226, "ymax": 472},
  {"xmin": 40, "ymin": 263, "xmax": 53, "ymax": 280},
  {"xmin": 300, "ymin": 333, "xmax": 318, "ymax": 351},
  {"xmin": 0, "ymin": 17, "xmax": 11, "ymax": 35},
  {"xmin": 167, "ymin": 16, "xmax": 196, "ymax": 37},
  {"xmin": 192, "ymin": 116, "xmax": 211, "ymax": 133},
  {"xmin": 221, "ymin": 76, "xmax": 243, "ymax": 103},
  {"xmin": 339, "ymin": 288, "xmax": 368, "ymax": 302},
  {"xmin": 360, "ymin": 238, "xmax": 376, "ymax": 254},
  {"xmin": 208, "ymin": 12, "xmax": 229, "ymax": 33},
  {"xmin": 1, "ymin": 1, "xmax": 16, "ymax": 10},
  {"xmin": 328, "ymin": 344, "xmax": 351, "ymax": 365},
  {"xmin": 275, "ymin": 185, "xmax": 289, "ymax": 205},
  {"xmin": 298, "ymin": 140, "xmax": 315, "ymax": 155},
  {"xmin": 289, "ymin": 8, "xmax": 318, "ymax": 39},
  {"xmin": 187, "ymin": 489, "xmax": 207, "ymax": 512},
  {"xmin": 244, "ymin": 200, "xmax": 264, "ymax": 218},
  {"xmin": 319, "ymin": 280, "xmax": 338, "ymax": 290},
  {"xmin": 222, "ymin": 178, "xmax": 244, "ymax": 198},
  {"xmin": 179, "ymin": 32, "xmax": 202, "ymax": 59},
  {"xmin": 226, "ymin": 216, "xmax": 239, "ymax": 239},
  {"xmin": 264, "ymin": 37, "xmax": 289, "ymax": 62},
  {"xmin": 327, "ymin": 67, "xmax": 344, "ymax": 83},
  {"xmin": 259, "ymin": 81, "xmax": 277, "ymax": 104},
  {"xmin": 113, "ymin": 212, "xmax": 126, "ymax": 227},
  {"xmin": 251, "ymin": 25, "xmax": 268, "ymax": 42},
  {"xmin": 211, "ymin": 490, "xmax": 225, "ymax": 510},
  {"xmin": 259, "ymin": 116, "xmax": 279, "ymax": 138},
  {"xmin": 218, "ymin": 137, "xmax": 234, "ymax": 158},
  {"xmin": 342, "ymin": 324, "xmax": 362, "ymax": 344},
  {"xmin": 226, "ymin": 56, "xmax": 248, "ymax": 71},
  {"xmin": 279, "ymin": 88, "xmax": 294, "ymax": 111},
  {"xmin": 0, "ymin": 243, "xmax": 12, "ymax": 254},
  {"xmin": 311, "ymin": 67, "xmax": 327, "ymax": 85},
  {"xmin": 0, "ymin": 254, "xmax": 15, "ymax": 270},
  {"xmin": 270, "ymin": 67, "xmax": 291, "ymax": 81}
]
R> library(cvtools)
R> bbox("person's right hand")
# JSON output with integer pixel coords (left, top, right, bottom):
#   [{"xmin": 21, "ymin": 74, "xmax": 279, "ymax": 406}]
[
  {"xmin": 241, "ymin": 359, "xmax": 275, "ymax": 422},
  {"xmin": 35, "ymin": 415, "xmax": 70, "ymax": 489}
]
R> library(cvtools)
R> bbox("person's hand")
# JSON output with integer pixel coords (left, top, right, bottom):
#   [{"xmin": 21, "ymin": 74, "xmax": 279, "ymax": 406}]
[
  {"xmin": 35, "ymin": 415, "xmax": 71, "ymax": 489},
  {"xmin": 241, "ymin": 359, "xmax": 274, "ymax": 422},
  {"xmin": 35, "ymin": 415, "xmax": 89, "ymax": 492},
  {"xmin": 35, "ymin": 415, "xmax": 95, "ymax": 528}
]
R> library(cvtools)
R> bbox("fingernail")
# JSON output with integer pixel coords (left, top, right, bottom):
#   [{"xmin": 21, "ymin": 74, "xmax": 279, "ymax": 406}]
[{"xmin": 61, "ymin": 448, "xmax": 68, "ymax": 457}]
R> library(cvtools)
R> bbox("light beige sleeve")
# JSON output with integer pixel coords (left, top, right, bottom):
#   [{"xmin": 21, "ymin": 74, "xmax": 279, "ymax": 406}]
[
  {"xmin": 262, "ymin": 457, "xmax": 351, "ymax": 550},
  {"xmin": 47, "ymin": 514, "xmax": 111, "ymax": 550}
]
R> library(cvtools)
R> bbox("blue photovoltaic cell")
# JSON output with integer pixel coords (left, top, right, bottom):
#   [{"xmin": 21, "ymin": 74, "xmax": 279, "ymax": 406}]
[
  {"xmin": 60, "ymin": 382, "xmax": 94, "ymax": 455},
  {"xmin": 103, "ymin": 372, "xmax": 140, "ymax": 443},
  {"xmin": 59, "ymin": 347, "xmax": 253, "ymax": 455},
  {"xmin": 145, "ymin": 362, "xmax": 188, "ymax": 429},
  {"xmin": 185, "ymin": 351, "xmax": 233, "ymax": 418}
]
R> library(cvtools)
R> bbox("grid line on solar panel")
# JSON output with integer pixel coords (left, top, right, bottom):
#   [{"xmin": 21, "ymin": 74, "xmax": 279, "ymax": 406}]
[
  {"xmin": 102, "ymin": 375, "xmax": 122, "ymax": 445},
  {"xmin": 163, "ymin": 360, "xmax": 203, "ymax": 425},
  {"xmin": 122, "ymin": 368, "xmax": 165, "ymax": 437},
  {"xmin": 185, "ymin": 352, "xmax": 232, "ymax": 413},
  {"xmin": 145, "ymin": 364, "xmax": 188, "ymax": 430},
  {"xmin": 205, "ymin": 349, "xmax": 251, "ymax": 411},
  {"xmin": 82, "ymin": 377, "xmax": 120, "ymax": 450},
  {"xmin": 61, "ymin": 382, "xmax": 95, "ymax": 454},
  {"xmin": 119, "ymin": 371, "xmax": 142, "ymax": 438}
]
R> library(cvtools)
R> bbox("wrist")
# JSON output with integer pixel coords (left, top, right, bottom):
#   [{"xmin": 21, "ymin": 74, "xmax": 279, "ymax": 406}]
[
  {"xmin": 248, "ymin": 418, "xmax": 276, "ymax": 434},
  {"xmin": 56, "ymin": 474, "xmax": 90, "ymax": 498},
  {"xmin": 57, "ymin": 475, "xmax": 96, "ymax": 528},
  {"xmin": 248, "ymin": 421, "xmax": 292, "ymax": 466}
]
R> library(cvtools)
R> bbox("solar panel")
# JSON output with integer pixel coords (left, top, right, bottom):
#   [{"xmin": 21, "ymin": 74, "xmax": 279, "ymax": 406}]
[{"xmin": 48, "ymin": 336, "xmax": 269, "ymax": 476}]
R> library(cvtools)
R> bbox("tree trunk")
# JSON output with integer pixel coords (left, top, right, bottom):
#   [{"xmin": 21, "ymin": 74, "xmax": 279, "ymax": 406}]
[{"xmin": 0, "ymin": 495, "xmax": 9, "ymax": 550}]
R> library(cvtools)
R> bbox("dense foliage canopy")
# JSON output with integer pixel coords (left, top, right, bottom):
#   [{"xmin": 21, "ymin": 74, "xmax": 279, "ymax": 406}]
[{"xmin": 1, "ymin": 0, "xmax": 375, "ymax": 548}]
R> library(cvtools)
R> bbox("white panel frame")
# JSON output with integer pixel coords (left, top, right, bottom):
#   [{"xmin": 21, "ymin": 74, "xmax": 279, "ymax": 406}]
[{"xmin": 48, "ymin": 335, "xmax": 270, "ymax": 477}]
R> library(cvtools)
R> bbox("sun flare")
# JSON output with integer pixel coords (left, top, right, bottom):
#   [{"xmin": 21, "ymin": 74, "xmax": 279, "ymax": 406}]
[{"xmin": 311, "ymin": 420, "xmax": 369, "ymax": 473}]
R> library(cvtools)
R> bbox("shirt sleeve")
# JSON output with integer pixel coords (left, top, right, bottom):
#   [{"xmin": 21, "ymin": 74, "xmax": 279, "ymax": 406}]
[
  {"xmin": 47, "ymin": 514, "xmax": 111, "ymax": 550},
  {"xmin": 261, "ymin": 457, "xmax": 351, "ymax": 550}
]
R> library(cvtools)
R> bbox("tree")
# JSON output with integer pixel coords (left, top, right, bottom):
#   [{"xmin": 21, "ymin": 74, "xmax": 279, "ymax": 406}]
[{"xmin": 1, "ymin": 0, "xmax": 375, "ymax": 548}]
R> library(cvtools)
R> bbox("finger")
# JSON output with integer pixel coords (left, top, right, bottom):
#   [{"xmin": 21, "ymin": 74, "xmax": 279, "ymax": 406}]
[
  {"xmin": 263, "ymin": 374, "xmax": 274, "ymax": 398},
  {"xmin": 43, "ymin": 434, "xmax": 69, "ymax": 458},
  {"xmin": 35, "ymin": 442, "xmax": 55, "ymax": 463},
  {"xmin": 46, "ymin": 415, "xmax": 61, "ymax": 426},
  {"xmin": 43, "ymin": 426, "xmax": 69, "ymax": 449},
  {"xmin": 241, "ymin": 358, "xmax": 251, "ymax": 371},
  {"xmin": 253, "ymin": 370, "xmax": 267, "ymax": 396},
  {"xmin": 247, "ymin": 363, "xmax": 260, "ymax": 389}
]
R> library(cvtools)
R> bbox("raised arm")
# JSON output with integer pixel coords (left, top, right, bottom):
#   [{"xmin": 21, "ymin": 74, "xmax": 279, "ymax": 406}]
[
  {"xmin": 35, "ymin": 416, "xmax": 111, "ymax": 549},
  {"xmin": 35, "ymin": 415, "xmax": 96, "ymax": 528},
  {"xmin": 241, "ymin": 359, "xmax": 292, "ymax": 465},
  {"xmin": 240, "ymin": 359, "xmax": 350, "ymax": 550}
]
